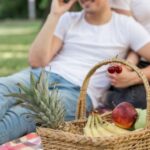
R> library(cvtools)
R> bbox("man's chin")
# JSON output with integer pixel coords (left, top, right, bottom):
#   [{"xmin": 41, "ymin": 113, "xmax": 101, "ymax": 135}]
[{"xmin": 84, "ymin": 9, "xmax": 95, "ymax": 13}]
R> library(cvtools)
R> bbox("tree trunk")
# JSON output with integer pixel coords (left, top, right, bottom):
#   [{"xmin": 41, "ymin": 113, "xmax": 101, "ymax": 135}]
[{"xmin": 28, "ymin": 0, "xmax": 36, "ymax": 20}]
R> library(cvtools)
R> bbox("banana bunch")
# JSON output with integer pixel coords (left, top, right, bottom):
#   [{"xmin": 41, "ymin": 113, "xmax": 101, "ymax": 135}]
[{"xmin": 83, "ymin": 112, "xmax": 130, "ymax": 137}]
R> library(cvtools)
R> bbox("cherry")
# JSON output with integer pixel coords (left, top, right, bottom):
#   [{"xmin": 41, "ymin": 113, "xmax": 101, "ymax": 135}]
[
  {"xmin": 115, "ymin": 65, "xmax": 122, "ymax": 74},
  {"xmin": 108, "ymin": 65, "xmax": 122, "ymax": 74},
  {"xmin": 108, "ymin": 66, "xmax": 116, "ymax": 74}
]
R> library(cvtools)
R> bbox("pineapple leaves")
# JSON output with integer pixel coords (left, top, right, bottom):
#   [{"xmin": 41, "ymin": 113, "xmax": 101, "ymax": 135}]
[{"xmin": 6, "ymin": 69, "xmax": 66, "ymax": 129}]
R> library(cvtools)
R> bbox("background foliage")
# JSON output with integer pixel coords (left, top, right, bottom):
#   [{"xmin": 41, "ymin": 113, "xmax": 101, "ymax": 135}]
[
  {"xmin": 0, "ymin": 20, "xmax": 40, "ymax": 76},
  {"xmin": 0, "ymin": 0, "xmax": 48, "ymax": 19},
  {"xmin": 0, "ymin": 0, "xmax": 81, "ymax": 19},
  {"xmin": 0, "ymin": 0, "xmax": 81, "ymax": 76}
]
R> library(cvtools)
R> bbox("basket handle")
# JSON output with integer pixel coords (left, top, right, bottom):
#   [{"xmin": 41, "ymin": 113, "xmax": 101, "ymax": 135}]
[{"xmin": 76, "ymin": 58, "xmax": 150, "ymax": 128}]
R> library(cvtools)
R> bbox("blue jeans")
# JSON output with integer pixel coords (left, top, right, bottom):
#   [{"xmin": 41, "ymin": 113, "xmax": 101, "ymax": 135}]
[
  {"xmin": 103, "ymin": 84, "xmax": 146, "ymax": 109},
  {"xmin": 0, "ymin": 68, "xmax": 92, "ymax": 145}
]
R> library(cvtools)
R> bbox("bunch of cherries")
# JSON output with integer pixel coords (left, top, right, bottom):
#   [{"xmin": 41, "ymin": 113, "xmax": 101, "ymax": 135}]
[{"xmin": 107, "ymin": 64, "xmax": 122, "ymax": 74}]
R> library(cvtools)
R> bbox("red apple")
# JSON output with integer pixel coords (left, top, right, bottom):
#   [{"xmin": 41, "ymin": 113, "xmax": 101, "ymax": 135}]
[{"xmin": 112, "ymin": 102, "xmax": 138, "ymax": 129}]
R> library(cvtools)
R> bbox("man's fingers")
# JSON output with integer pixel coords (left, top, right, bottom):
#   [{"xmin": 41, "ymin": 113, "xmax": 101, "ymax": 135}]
[
  {"xmin": 110, "ymin": 79, "xmax": 116, "ymax": 84},
  {"xmin": 108, "ymin": 73, "xmax": 117, "ymax": 79}
]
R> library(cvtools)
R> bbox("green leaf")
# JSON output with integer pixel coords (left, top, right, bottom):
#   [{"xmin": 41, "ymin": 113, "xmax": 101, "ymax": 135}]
[
  {"xmin": 5, "ymin": 69, "xmax": 66, "ymax": 129},
  {"xmin": 16, "ymin": 83, "xmax": 31, "ymax": 95}
]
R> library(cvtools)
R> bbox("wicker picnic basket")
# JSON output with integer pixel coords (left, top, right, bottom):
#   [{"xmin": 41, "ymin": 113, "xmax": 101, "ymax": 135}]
[{"xmin": 37, "ymin": 58, "xmax": 150, "ymax": 150}]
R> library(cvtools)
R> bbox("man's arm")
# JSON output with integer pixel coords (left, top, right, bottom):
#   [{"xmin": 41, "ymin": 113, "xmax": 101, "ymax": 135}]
[
  {"xmin": 126, "ymin": 51, "xmax": 139, "ymax": 65},
  {"xmin": 134, "ymin": 42, "xmax": 150, "ymax": 82},
  {"xmin": 137, "ymin": 42, "xmax": 150, "ymax": 62},
  {"xmin": 28, "ymin": 0, "xmax": 77, "ymax": 68},
  {"xmin": 28, "ymin": 14, "xmax": 62, "ymax": 68},
  {"xmin": 140, "ymin": 66, "xmax": 150, "ymax": 81}
]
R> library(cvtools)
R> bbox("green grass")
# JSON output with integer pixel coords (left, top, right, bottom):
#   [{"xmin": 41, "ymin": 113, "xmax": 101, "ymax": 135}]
[{"xmin": 0, "ymin": 20, "xmax": 41, "ymax": 76}]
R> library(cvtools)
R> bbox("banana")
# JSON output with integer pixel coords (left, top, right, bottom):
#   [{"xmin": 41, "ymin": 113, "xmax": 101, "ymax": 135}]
[
  {"xmin": 95, "ymin": 115, "xmax": 113, "ymax": 136},
  {"xmin": 98, "ymin": 116, "xmax": 130, "ymax": 135},
  {"xmin": 103, "ymin": 123, "xmax": 129, "ymax": 135},
  {"xmin": 90, "ymin": 113, "xmax": 100, "ymax": 137},
  {"xmin": 84, "ymin": 112, "xmax": 130, "ymax": 137},
  {"xmin": 83, "ymin": 114, "xmax": 93, "ymax": 137}
]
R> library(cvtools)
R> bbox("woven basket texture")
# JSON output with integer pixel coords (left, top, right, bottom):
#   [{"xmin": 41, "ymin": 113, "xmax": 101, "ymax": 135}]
[{"xmin": 37, "ymin": 58, "xmax": 150, "ymax": 150}]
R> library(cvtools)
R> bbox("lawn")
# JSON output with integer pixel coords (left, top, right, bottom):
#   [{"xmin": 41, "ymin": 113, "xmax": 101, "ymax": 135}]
[{"xmin": 0, "ymin": 20, "xmax": 41, "ymax": 76}]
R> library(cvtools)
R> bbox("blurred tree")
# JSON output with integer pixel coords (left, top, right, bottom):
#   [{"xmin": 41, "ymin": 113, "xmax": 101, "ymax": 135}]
[
  {"xmin": 38, "ymin": 0, "xmax": 51, "ymax": 20},
  {"xmin": 28, "ymin": 0, "xmax": 36, "ymax": 20},
  {"xmin": 0, "ymin": 0, "xmax": 81, "ymax": 19},
  {"xmin": 0, "ymin": 0, "xmax": 28, "ymax": 19},
  {"xmin": 0, "ymin": 0, "xmax": 47, "ymax": 19}
]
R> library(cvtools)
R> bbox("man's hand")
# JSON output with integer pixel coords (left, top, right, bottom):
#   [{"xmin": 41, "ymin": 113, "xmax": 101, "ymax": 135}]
[
  {"xmin": 108, "ymin": 65, "xmax": 141, "ymax": 88},
  {"xmin": 51, "ymin": 0, "xmax": 77, "ymax": 16}
]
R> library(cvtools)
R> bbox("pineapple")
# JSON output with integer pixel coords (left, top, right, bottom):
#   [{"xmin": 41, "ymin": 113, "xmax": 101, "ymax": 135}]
[{"xmin": 7, "ymin": 70, "xmax": 66, "ymax": 129}]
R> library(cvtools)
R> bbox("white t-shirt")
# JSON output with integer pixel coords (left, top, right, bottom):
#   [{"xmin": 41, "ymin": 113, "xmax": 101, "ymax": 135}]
[
  {"xmin": 109, "ymin": 0, "xmax": 130, "ymax": 11},
  {"xmin": 131, "ymin": 0, "xmax": 150, "ymax": 33},
  {"xmin": 109, "ymin": 0, "xmax": 150, "ymax": 33},
  {"xmin": 45, "ymin": 11, "xmax": 150, "ymax": 108}
]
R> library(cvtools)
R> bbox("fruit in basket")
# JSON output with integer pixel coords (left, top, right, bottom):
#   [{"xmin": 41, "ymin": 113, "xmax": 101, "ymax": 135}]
[
  {"xmin": 101, "ymin": 120, "xmax": 130, "ymax": 135},
  {"xmin": 83, "ymin": 113, "xmax": 110, "ymax": 137},
  {"xmin": 7, "ymin": 70, "xmax": 66, "ymax": 129},
  {"xmin": 83, "ymin": 114, "xmax": 93, "ymax": 137},
  {"xmin": 112, "ymin": 102, "xmax": 138, "ymax": 129},
  {"xmin": 134, "ymin": 109, "xmax": 146, "ymax": 130},
  {"xmin": 97, "ymin": 115, "xmax": 129, "ymax": 135},
  {"xmin": 90, "ymin": 115, "xmax": 101, "ymax": 137},
  {"xmin": 94, "ymin": 113, "xmax": 113, "ymax": 136},
  {"xmin": 83, "ymin": 112, "xmax": 130, "ymax": 137}
]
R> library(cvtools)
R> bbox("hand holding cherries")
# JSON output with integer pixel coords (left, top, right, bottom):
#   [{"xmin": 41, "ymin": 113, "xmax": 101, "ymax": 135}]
[{"xmin": 108, "ymin": 64, "xmax": 122, "ymax": 74}]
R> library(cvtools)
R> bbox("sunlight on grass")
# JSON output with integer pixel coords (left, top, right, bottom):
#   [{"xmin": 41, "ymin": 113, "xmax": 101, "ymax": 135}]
[
  {"xmin": 0, "ymin": 44, "xmax": 29, "ymax": 51},
  {"xmin": 0, "ymin": 20, "xmax": 40, "ymax": 76},
  {"xmin": 0, "ymin": 52, "xmax": 27, "ymax": 59},
  {"xmin": 0, "ymin": 28, "xmax": 36, "ymax": 35}
]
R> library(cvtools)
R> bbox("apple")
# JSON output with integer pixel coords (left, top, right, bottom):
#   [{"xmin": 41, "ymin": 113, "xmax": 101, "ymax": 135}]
[
  {"xmin": 112, "ymin": 102, "xmax": 138, "ymax": 129},
  {"xmin": 134, "ymin": 109, "xmax": 146, "ymax": 130}
]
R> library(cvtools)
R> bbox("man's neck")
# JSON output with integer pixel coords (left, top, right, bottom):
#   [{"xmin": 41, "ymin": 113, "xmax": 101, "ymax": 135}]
[{"xmin": 84, "ymin": 8, "xmax": 112, "ymax": 25}]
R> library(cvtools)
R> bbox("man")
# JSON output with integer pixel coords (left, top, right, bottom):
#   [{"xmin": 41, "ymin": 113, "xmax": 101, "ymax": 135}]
[{"xmin": 0, "ymin": 0, "xmax": 150, "ymax": 144}]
